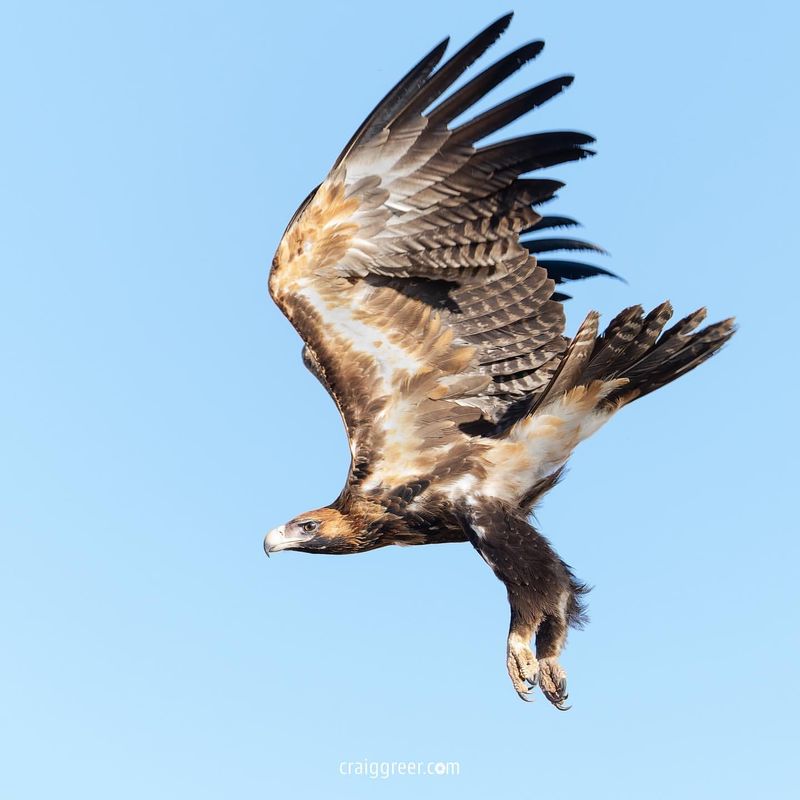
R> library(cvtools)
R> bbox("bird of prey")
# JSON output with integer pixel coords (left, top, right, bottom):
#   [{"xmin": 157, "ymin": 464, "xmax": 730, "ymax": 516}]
[{"xmin": 264, "ymin": 14, "xmax": 734, "ymax": 707}]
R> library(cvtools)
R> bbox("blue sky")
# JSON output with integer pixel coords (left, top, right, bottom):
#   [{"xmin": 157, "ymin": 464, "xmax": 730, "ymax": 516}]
[{"xmin": 1, "ymin": 1, "xmax": 797, "ymax": 797}]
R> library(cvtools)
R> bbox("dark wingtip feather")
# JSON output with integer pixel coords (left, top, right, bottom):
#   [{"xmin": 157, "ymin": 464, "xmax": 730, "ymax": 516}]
[
  {"xmin": 453, "ymin": 75, "xmax": 577, "ymax": 144},
  {"xmin": 333, "ymin": 36, "xmax": 450, "ymax": 168},
  {"xmin": 428, "ymin": 40, "xmax": 546, "ymax": 127},
  {"xmin": 406, "ymin": 15, "xmax": 517, "ymax": 117},
  {"xmin": 520, "ymin": 146, "xmax": 596, "ymax": 174},
  {"xmin": 516, "ymin": 178, "xmax": 566, "ymax": 205},
  {"xmin": 536, "ymin": 258, "xmax": 623, "ymax": 285},
  {"xmin": 520, "ymin": 237, "xmax": 608, "ymax": 256},
  {"xmin": 523, "ymin": 215, "xmax": 581, "ymax": 233},
  {"xmin": 494, "ymin": 11, "xmax": 515, "ymax": 29}
]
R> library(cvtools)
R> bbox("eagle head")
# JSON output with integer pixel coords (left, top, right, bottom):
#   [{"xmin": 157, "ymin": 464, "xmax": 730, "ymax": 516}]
[{"xmin": 263, "ymin": 506, "xmax": 361, "ymax": 555}]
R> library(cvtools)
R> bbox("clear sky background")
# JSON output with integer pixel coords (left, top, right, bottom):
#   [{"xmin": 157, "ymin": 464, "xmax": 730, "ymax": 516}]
[{"xmin": 1, "ymin": 1, "xmax": 797, "ymax": 798}]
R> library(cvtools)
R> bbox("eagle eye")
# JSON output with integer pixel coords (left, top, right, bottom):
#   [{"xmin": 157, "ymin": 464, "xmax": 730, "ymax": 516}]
[{"xmin": 300, "ymin": 520, "xmax": 319, "ymax": 533}]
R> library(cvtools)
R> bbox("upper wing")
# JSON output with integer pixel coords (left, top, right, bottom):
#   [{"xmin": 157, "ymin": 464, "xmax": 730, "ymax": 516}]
[{"xmin": 269, "ymin": 14, "xmax": 605, "ymax": 495}]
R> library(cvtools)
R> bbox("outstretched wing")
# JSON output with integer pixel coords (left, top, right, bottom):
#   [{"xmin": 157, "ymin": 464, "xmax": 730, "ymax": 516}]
[{"xmin": 269, "ymin": 14, "xmax": 604, "ymax": 496}]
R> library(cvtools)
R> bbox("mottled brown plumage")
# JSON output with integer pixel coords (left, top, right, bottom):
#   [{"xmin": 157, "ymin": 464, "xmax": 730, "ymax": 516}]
[{"xmin": 263, "ymin": 14, "xmax": 735, "ymax": 706}]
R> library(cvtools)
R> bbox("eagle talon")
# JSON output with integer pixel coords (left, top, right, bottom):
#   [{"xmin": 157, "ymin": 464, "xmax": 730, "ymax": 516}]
[
  {"xmin": 538, "ymin": 657, "xmax": 570, "ymax": 710},
  {"xmin": 507, "ymin": 638, "xmax": 540, "ymax": 701}
]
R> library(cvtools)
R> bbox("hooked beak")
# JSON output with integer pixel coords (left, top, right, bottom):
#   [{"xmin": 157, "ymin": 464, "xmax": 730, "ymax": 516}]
[
  {"xmin": 263, "ymin": 524, "xmax": 311, "ymax": 557},
  {"xmin": 263, "ymin": 525, "xmax": 284, "ymax": 557}
]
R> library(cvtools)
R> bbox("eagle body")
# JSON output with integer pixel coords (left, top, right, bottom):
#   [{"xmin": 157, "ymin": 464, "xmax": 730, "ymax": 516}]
[{"xmin": 264, "ymin": 14, "xmax": 734, "ymax": 706}]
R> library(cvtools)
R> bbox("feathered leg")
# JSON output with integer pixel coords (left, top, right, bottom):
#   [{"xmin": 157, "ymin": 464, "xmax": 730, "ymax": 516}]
[{"xmin": 458, "ymin": 500, "xmax": 580, "ymax": 707}]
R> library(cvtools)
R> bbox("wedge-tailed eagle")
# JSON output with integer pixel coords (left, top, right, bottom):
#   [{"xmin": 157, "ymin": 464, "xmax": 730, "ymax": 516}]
[{"xmin": 264, "ymin": 14, "xmax": 734, "ymax": 707}]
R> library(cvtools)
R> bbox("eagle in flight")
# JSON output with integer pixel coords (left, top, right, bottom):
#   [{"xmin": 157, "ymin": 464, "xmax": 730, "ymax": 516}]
[{"xmin": 264, "ymin": 14, "xmax": 734, "ymax": 707}]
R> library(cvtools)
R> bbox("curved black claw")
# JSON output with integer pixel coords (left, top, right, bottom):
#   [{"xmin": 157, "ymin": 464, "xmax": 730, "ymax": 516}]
[
  {"xmin": 542, "ymin": 676, "xmax": 571, "ymax": 711},
  {"xmin": 517, "ymin": 689, "xmax": 536, "ymax": 703}
]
